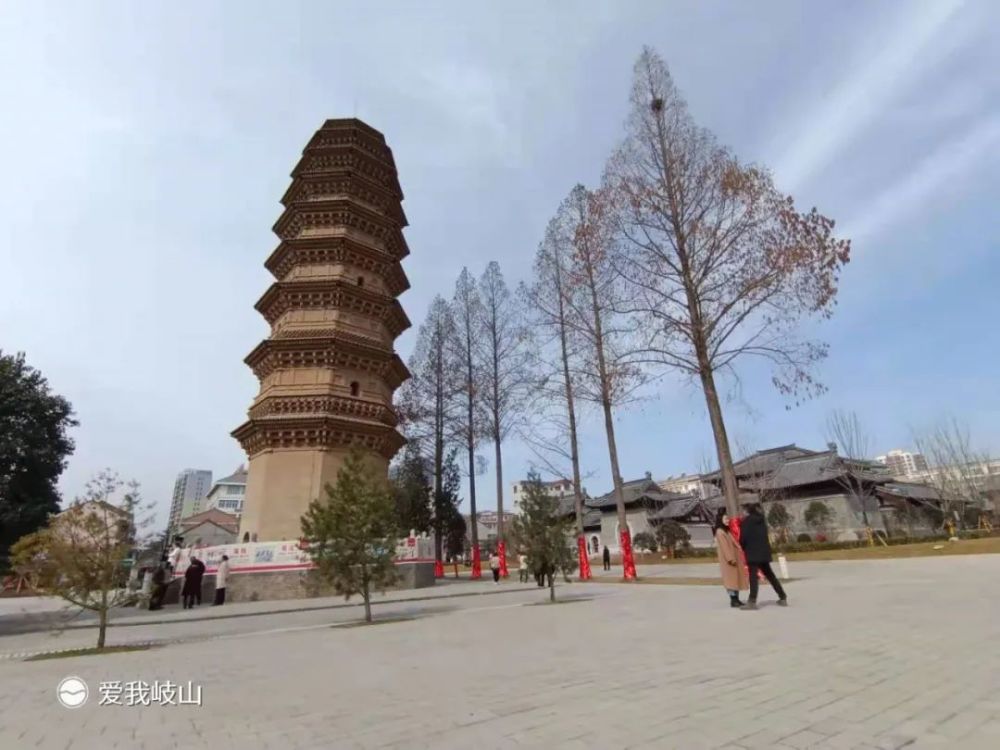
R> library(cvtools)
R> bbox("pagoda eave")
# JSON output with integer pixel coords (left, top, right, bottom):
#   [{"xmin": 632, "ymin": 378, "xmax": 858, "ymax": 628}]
[
  {"xmin": 263, "ymin": 236, "xmax": 410, "ymax": 289},
  {"xmin": 232, "ymin": 416, "xmax": 406, "ymax": 460}
]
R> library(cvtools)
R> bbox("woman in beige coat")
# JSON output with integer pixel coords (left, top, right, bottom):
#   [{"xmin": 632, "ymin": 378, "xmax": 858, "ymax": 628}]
[{"xmin": 714, "ymin": 509, "xmax": 749, "ymax": 608}]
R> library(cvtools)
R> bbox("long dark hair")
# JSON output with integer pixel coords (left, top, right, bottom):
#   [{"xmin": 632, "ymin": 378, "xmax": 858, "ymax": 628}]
[{"xmin": 712, "ymin": 508, "xmax": 730, "ymax": 536}]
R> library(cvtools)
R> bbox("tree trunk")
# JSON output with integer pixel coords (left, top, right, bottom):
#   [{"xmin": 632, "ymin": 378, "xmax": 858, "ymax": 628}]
[
  {"xmin": 466, "ymin": 363, "xmax": 481, "ymax": 579},
  {"xmin": 584, "ymin": 245, "xmax": 634, "ymax": 580},
  {"xmin": 433, "ymin": 346, "xmax": 445, "ymax": 578},
  {"xmin": 494, "ymin": 423, "xmax": 508, "ymax": 578},
  {"xmin": 97, "ymin": 590, "xmax": 108, "ymax": 649},
  {"xmin": 555, "ymin": 253, "xmax": 590, "ymax": 581},
  {"xmin": 549, "ymin": 570, "xmax": 556, "ymax": 602},
  {"xmin": 363, "ymin": 578, "xmax": 372, "ymax": 623},
  {"xmin": 698, "ymin": 364, "xmax": 741, "ymax": 519}
]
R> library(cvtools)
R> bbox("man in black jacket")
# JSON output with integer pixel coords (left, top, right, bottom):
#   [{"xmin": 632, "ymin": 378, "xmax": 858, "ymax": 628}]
[{"xmin": 738, "ymin": 504, "xmax": 788, "ymax": 610}]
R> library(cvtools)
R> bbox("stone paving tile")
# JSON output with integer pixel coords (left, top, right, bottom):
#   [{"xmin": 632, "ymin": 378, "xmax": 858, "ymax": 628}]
[{"xmin": 1, "ymin": 556, "xmax": 999, "ymax": 749}]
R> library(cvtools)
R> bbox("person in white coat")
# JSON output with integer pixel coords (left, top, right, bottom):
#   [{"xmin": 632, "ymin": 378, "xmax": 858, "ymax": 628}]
[{"xmin": 213, "ymin": 555, "xmax": 230, "ymax": 606}]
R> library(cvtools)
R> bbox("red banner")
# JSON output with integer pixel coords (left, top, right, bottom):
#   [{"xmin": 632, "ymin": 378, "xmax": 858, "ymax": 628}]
[
  {"xmin": 434, "ymin": 559, "xmax": 444, "ymax": 578},
  {"xmin": 497, "ymin": 540, "xmax": 509, "ymax": 578},
  {"xmin": 619, "ymin": 528, "xmax": 637, "ymax": 580},
  {"xmin": 577, "ymin": 536, "xmax": 592, "ymax": 581},
  {"xmin": 470, "ymin": 546, "xmax": 482, "ymax": 579}
]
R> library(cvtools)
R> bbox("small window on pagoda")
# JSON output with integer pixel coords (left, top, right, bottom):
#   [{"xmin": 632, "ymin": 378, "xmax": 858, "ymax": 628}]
[
  {"xmin": 350, "ymin": 381, "xmax": 360, "ymax": 397},
  {"xmin": 242, "ymin": 532, "xmax": 250, "ymax": 543},
  {"xmin": 357, "ymin": 276, "xmax": 365, "ymax": 287}
]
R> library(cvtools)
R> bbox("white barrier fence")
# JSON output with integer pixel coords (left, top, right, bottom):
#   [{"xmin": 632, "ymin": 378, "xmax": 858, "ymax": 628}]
[{"xmin": 170, "ymin": 533, "xmax": 435, "ymax": 578}]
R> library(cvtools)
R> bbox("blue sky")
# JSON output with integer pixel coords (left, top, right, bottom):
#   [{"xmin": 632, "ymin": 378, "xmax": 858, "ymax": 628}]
[{"xmin": 1, "ymin": 1, "xmax": 998, "ymax": 524}]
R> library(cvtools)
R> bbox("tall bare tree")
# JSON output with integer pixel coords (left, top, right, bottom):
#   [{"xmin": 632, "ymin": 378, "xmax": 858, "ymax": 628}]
[
  {"xmin": 914, "ymin": 418, "xmax": 989, "ymax": 530},
  {"xmin": 523, "ymin": 211, "xmax": 593, "ymax": 579},
  {"xmin": 606, "ymin": 48, "xmax": 851, "ymax": 519},
  {"xmin": 825, "ymin": 410, "xmax": 880, "ymax": 540},
  {"xmin": 397, "ymin": 295, "xmax": 460, "ymax": 573},
  {"xmin": 476, "ymin": 261, "xmax": 532, "ymax": 577},
  {"xmin": 450, "ymin": 268, "xmax": 486, "ymax": 578},
  {"xmin": 561, "ymin": 184, "xmax": 643, "ymax": 580}
]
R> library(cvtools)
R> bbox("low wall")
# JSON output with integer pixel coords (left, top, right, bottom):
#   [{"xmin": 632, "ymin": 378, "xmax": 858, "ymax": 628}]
[
  {"xmin": 164, "ymin": 537, "xmax": 436, "ymax": 604},
  {"xmin": 225, "ymin": 561, "xmax": 435, "ymax": 603}
]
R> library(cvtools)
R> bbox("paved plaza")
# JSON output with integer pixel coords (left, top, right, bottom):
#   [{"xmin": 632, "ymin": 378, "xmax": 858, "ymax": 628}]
[{"xmin": 1, "ymin": 555, "xmax": 999, "ymax": 749}]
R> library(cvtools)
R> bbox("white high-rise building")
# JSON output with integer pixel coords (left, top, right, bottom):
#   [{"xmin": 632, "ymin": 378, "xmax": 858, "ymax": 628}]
[
  {"xmin": 875, "ymin": 450, "xmax": 929, "ymax": 478},
  {"xmin": 167, "ymin": 469, "xmax": 212, "ymax": 537},
  {"xmin": 511, "ymin": 478, "xmax": 579, "ymax": 513}
]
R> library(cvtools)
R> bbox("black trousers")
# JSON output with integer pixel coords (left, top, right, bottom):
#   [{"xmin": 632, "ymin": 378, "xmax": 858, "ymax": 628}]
[
  {"xmin": 603, "ymin": 559, "xmax": 611, "ymax": 571},
  {"xmin": 182, "ymin": 594, "xmax": 196, "ymax": 609},
  {"xmin": 748, "ymin": 562, "xmax": 786, "ymax": 602},
  {"xmin": 491, "ymin": 569, "xmax": 500, "ymax": 583},
  {"xmin": 148, "ymin": 584, "xmax": 166, "ymax": 610},
  {"xmin": 213, "ymin": 588, "xmax": 226, "ymax": 606}
]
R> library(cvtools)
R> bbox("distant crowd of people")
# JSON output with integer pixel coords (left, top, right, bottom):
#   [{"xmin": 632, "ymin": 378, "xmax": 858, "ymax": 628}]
[{"xmin": 145, "ymin": 537, "xmax": 230, "ymax": 611}]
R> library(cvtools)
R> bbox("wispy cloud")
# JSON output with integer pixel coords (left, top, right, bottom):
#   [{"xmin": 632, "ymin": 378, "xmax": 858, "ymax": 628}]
[
  {"xmin": 841, "ymin": 114, "xmax": 1000, "ymax": 242},
  {"xmin": 774, "ymin": 0, "xmax": 966, "ymax": 192}
]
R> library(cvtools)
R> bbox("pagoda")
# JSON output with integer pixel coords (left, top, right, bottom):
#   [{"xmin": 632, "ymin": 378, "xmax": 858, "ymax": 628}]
[{"xmin": 233, "ymin": 119, "xmax": 410, "ymax": 542}]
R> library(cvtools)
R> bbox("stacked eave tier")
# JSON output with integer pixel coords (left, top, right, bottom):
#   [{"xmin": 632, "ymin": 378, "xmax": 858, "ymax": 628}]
[
  {"xmin": 271, "ymin": 195, "xmax": 409, "ymax": 260},
  {"xmin": 290, "ymin": 134, "xmax": 403, "ymax": 204},
  {"xmin": 254, "ymin": 278, "xmax": 411, "ymax": 338},
  {"xmin": 264, "ymin": 236, "xmax": 409, "ymax": 295},
  {"xmin": 280, "ymin": 170, "xmax": 407, "ymax": 229},
  {"xmin": 243, "ymin": 331, "xmax": 411, "ymax": 390},
  {"xmin": 231, "ymin": 415, "xmax": 406, "ymax": 460}
]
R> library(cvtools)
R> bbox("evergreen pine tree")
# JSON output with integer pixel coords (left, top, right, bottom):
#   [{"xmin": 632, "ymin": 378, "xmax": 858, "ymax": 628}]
[
  {"xmin": 390, "ymin": 446, "xmax": 433, "ymax": 535},
  {"xmin": 301, "ymin": 450, "xmax": 399, "ymax": 623},
  {"xmin": 511, "ymin": 472, "xmax": 577, "ymax": 602}
]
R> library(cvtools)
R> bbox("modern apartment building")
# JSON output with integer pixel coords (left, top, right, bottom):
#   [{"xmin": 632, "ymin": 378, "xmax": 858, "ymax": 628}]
[
  {"xmin": 875, "ymin": 449, "xmax": 929, "ymax": 478},
  {"xmin": 166, "ymin": 469, "xmax": 212, "ymax": 537}
]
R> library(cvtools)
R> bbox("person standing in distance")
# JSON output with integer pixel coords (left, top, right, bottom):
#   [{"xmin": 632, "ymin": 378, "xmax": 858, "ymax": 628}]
[
  {"xmin": 517, "ymin": 552, "xmax": 529, "ymax": 583},
  {"xmin": 213, "ymin": 555, "xmax": 230, "ymax": 606},
  {"xmin": 489, "ymin": 550, "xmax": 501, "ymax": 584},
  {"xmin": 739, "ymin": 504, "xmax": 788, "ymax": 610},
  {"xmin": 602, "ymin": 545, "xmax": 611, "ymax": 572}
]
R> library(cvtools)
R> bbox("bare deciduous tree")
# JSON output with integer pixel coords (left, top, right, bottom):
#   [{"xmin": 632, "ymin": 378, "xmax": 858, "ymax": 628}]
[
  {"xmin": 522, "ymin": 210, "xmax": 594, "ymax": 579},
  {"xmin": 450, "ymin": 268, "xmax": 487, "ymax": 577},
  {"xmin": 825, "ymin": 410, "xmax": 881, "ymax": 540},
  {"xmin": 606, "ymin": 48, "xmax": 851, "ymax": 519},
  {"xmin": 914, "ymin": 418, "xmax": 989, "ymax": 530},
  {"xmin": 397, "ymin": 295, "xmax": 460, "ymax": 572},
  {"xmin": 561, "ymin": 184, "xmax": 644, "ymax": 580},
  {"xmin": 476, "ymin": 261, "xmax": 533, "ymax": 576}
]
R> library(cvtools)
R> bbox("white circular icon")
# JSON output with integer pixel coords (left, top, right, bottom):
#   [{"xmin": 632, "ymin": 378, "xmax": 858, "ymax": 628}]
[{"xmin": 57, "ymin": 676, "xmax": 89, "ymax": 709}]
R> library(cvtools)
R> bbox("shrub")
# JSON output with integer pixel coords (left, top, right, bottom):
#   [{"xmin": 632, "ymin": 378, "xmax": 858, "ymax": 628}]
[
  {"xmin": 654, "ymin": 520, "xmax": 690, "ymax": 553},
  {"xmin": 804, "ymin": 501, "xmax": 833, "ymax": 530},
  {"xmin": 632, "ymin": 532, "xmax": 658, "ymax": 552}
]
